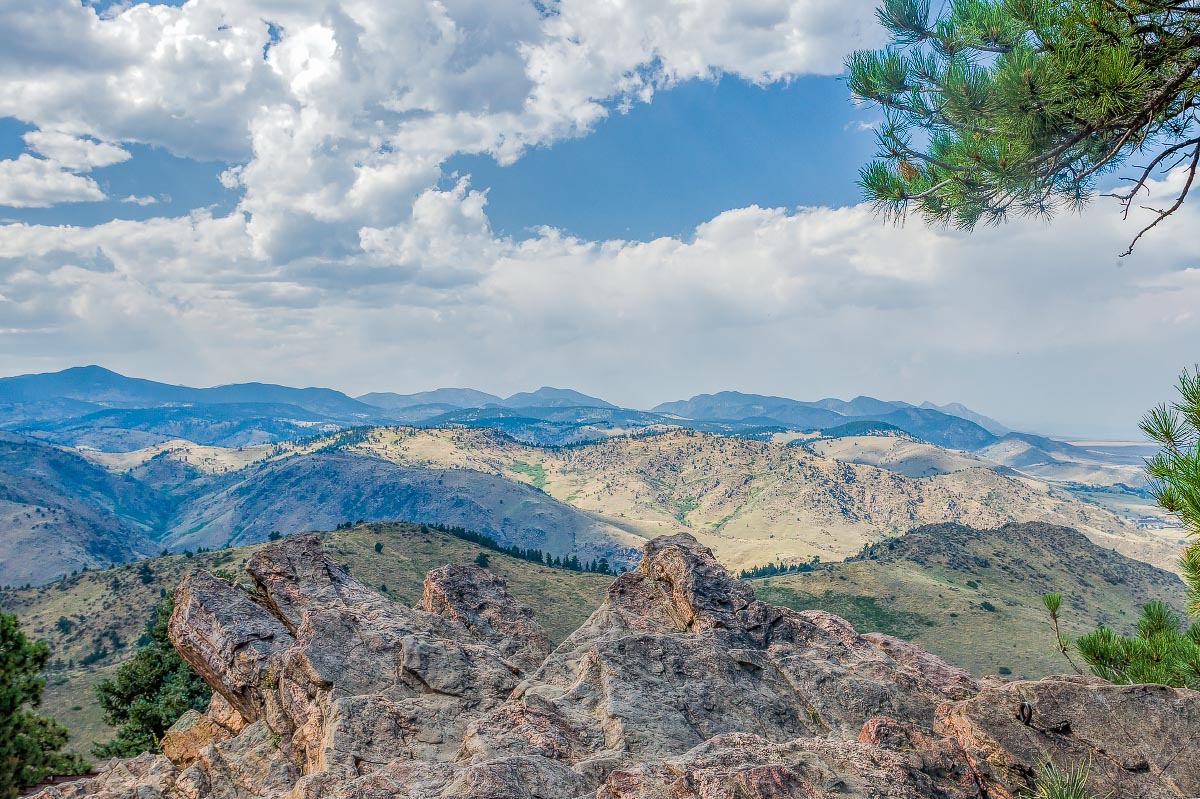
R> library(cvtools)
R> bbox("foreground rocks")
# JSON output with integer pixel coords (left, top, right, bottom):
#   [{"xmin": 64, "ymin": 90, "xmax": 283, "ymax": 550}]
[{"xmin": 38, "ymin": 533, "xmax": 1200, "ymax": 798}]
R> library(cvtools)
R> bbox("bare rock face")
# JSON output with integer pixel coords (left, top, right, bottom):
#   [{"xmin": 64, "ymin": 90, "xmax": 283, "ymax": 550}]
[
  {"xmin": 40, "ymin": 532, "xmax": 1200, "ymax": 799},
  {"xmin": 416, "ymin": 563, "xmax": 552, "ymax": 672},
  {"xmin": 934, "ymin": 676, "xmax": 1200, "ymax": 799}
]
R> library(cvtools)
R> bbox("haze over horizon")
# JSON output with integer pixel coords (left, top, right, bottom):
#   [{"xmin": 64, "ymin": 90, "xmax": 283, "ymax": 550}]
[{"xmin": 1, "ymin": 1, "xmax": 1195, "ymax": 440}]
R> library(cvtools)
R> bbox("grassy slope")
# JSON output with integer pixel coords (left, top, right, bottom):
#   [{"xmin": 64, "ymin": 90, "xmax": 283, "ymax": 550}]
[
  {"xmin": 806, "ymin": 434, "xmax": 990, "ymax": 477},
  {"xmin": 344, "ymin": 428, "xmax": 1172, "ymax": 570},
  {"xmin": 752, "ymin": 522, "xmax": 1185, "ymax": 679},
  {"xmin": 0, "ymin": 523, "xmax": 611, "ymax": 755}
]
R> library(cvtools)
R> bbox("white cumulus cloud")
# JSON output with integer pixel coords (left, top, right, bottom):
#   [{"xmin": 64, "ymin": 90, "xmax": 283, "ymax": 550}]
[
  {"xmin": 22, "ymin": 130, "xmax": 129, "ymax": 170},
  {"xmin": 0, "ymin": 0, "xmax": 881, "ymax": 248},
  {"xmin": 0, "ymin": 155, "xmax": 106, "ymax": 207}
]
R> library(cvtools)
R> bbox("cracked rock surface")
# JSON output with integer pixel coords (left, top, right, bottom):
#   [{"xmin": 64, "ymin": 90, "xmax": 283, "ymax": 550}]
[{"xmin": 36, "ymin": 532, "xmax": 1200, "ymax": 799}]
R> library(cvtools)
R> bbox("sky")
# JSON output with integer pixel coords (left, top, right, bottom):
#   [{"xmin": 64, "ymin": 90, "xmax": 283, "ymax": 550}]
[{"xmin": 0, "ymin": 0, "xmax": 1196, "ymax": 438}]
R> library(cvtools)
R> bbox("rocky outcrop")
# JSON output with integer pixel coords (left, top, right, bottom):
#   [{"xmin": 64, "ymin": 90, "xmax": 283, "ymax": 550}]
[{"xmin": 36, "ymin": 532, "xmax": 1200, "ymax": 799}]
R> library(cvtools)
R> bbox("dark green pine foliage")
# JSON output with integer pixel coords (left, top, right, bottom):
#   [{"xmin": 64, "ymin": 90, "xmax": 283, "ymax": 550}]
[
  {"xmin": 93, "ymin": 600, "xmax": 211, "ymax": 759},
  {"xmin": 1041, "ymin": 369, "xmax": 1200, "ymax": 689},
  {"xmin": 1074, "ymin": 600, "xmax": 1200, "ymax": 687},
  {"xmin": 1142, "ymin": 368, "xmax": 1200, "ymax": 617},
  {"xmin": 0, "ymin": 612, "xmax": 89, "ymax": 798},
  {"xmin": 848, "ymin": 0, "xmax": 1200, "ymax": 253}
]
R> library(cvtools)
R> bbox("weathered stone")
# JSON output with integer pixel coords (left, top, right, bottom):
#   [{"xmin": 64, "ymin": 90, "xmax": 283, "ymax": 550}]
[
  {"xmin": 39, "ymin": 531, "xmax": 1200, "ymax": 799},
  {"xmin": 460, "ymin": 533, "xmax": 980, "ymax": 779},
  {"xmin": 595, "ymin": 732, "xmax": 982, "ymax": 799},
  {"xmin": 169, "ymin": 571, "xmax": 294, "ymax": 725},
  {"xmin": 162, "ymin": 694, "xmax": 246, "ymax": 768},
  {"xmin": 934, "ymin": 675, "xmax": 1200, "ymax": 799},
  {"xmin": 416, "ymin": 564, "xmax": 551, "ymax": 672},
  {"xmin": 30, "ymin": 752, "xmax": 176, "ymax": 798}
]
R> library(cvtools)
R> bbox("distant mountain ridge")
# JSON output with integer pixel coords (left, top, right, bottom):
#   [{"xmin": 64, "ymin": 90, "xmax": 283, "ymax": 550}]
[
  {"xmin": 357, "ymin": 388, "xmax": 503, "ymax": 411},
  {"xmin": 0, "ymin": 366, "xmax": 378, "ymax": 419},
  {"xmin": 651, "ymin": 391, "xmax": 1003, "ymax": 449},
  {"xmin": 2, "ymin": 366, "xmax": 1013, "ymax": 451}
]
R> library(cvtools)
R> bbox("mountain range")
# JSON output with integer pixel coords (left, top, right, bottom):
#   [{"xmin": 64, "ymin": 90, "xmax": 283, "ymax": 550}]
[
  {"xmin": 0, "ymin": 365, "xmax": 1173, "ymax": 589},
  {"xmin": 1, "ymin": 366, "xmax": 1012, "ymax": 451}
]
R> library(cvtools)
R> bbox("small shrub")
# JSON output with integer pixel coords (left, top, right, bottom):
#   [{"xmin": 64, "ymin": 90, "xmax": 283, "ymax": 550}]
[
  {"xmin": 980, "ymin": 601, "xmax": 997, "ymax": 612},
  {"xmin": 1024, "ymin": 759, "xmax": 1096, "ymax": 799}
]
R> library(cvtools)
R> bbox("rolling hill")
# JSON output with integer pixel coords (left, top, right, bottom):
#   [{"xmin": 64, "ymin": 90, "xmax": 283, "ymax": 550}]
[
  {"xmin": 251, "ymin": 426, "xmax": 1174, "ymax": 571},
  {"xmin": 806, "ymin": 433, "xmax": 992, "ymax": 477},
  {"xmin": 0, "ymin": 433, "xmax": 161, "ymax": 587},
  {"xmin": 160, "ymin": 450, "xmax": 643, "ymax": 565},
  {"xmin": 758, "ymin": 521, "xmax": 1185, "ymax": 678},
  {"xmin": 5, "ymin": 422, "xmax": 1175, "ymax": 587}
]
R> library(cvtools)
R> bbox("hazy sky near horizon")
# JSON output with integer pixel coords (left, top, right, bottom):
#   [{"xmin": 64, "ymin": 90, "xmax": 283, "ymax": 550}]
[{"xmin": 0, "ymin": 0, "xmax": 1196, "ymax": 438}]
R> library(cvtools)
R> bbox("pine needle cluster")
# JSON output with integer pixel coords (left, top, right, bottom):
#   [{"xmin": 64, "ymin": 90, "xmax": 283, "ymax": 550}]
[{"xmin": 848, "ymin": 0, "xmax": 1200, "ymax": 252}]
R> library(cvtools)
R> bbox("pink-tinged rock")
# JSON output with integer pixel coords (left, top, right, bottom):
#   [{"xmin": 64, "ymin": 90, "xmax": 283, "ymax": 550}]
[{"xmin": 35, "ymin": 531, "xmax": 1200, "ymax": 799}]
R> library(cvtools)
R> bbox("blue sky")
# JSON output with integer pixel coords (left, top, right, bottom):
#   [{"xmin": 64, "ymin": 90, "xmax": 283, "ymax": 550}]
[
  {"xmin": 0, "ymin": 0, "xmax": 1195, "ymax": 438},
  {"xmin": 0, "ymin": 76, "xmax": 876, "ymax": 240},
  {"xmin": 444, "ymin": 77, "xmax": 876, "ymax": 241}
]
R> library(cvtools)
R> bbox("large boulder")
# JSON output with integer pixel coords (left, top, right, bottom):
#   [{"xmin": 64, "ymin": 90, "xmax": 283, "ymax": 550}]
[{"xmin": 40, "ymin": 531, "xmax": 1200, "ymax": 799}]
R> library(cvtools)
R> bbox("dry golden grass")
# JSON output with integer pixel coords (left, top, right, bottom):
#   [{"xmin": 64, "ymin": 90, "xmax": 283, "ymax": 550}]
[{"xmin": 89, "ymin": 426, "xmax": 1153, "ymax": 572}]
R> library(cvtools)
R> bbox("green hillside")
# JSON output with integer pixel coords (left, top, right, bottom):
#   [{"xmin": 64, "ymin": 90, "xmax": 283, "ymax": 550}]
[{"xmin": 753, "ymin": 522, "xmax": 1185, "ymax": 678}]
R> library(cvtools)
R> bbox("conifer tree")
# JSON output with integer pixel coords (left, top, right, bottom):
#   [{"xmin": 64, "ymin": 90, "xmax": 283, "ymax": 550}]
[
  {"xmin": 848, "ymin": 0, "xmax": 1200, "ymax": 253},
  {"xmin": 93, "ymin": 600, "xmax": 210, "ymax": 758},
  {"xmin": 1142, "ymin": 367, "xmax": 1200, "ymax": 614},
  {"xmin": 0, "ymin": 612, "xmax": 88, "ymax": 798},
  {"xmin": 1043, "ymin": 369, "xmax": 1200, "ymax": 687}
]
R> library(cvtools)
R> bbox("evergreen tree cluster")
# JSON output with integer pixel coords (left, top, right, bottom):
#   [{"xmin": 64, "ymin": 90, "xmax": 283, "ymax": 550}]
[
  {"xmin": 737, "ymin": 556, "xmax": 821, "ymax": 580},
  {"xmin": 420, "ymin": 523, "xmax": 617, "ymax": 575},
  {"xmin": 92, "ymin": 600, "xmax": 211, "ymax": 759}
]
